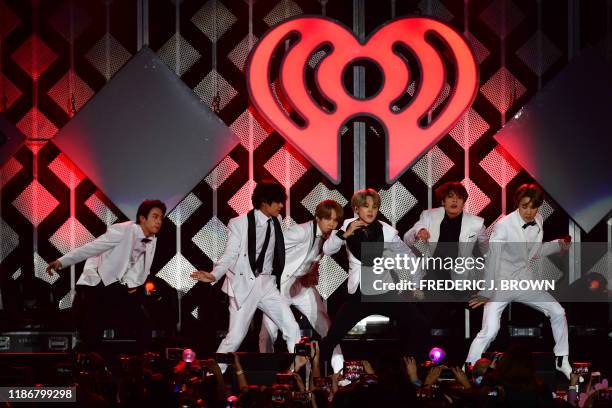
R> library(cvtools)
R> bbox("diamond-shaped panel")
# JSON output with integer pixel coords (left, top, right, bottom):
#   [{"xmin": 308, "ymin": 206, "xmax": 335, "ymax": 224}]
[
  {"xmin": 516, "ymin": 30, "xmax": 562, "ymax": 76},
  {"xmin": 228, "ymin": 180, "xmax": 256, "ymax": 215},
  {"xmin": 157, "ymin": 33, "xmax": 201, "ymax": 76},
  {"xmin": 282, "ymin": 216, "xmax": 297, "ymax": 231},
  {"xmin": 230, "ymin": 109, "xmax": 271, "ymax": 150},
  {"xmin": 191, "ymin": 0, "xmax": 237, "ymax": 42},
  {"xmin": 0, "ymin": 74, "xmax": 22, "ymax": 111},
  {"xmin": 485, "ymin": 214, "xmax": 504, "ymax": 239},
  {"xmin": 48, "ymin": 71, "xmax": 94, "ymax": 115},
  {"xmin": 411, "ymin": 145, "xmax": 454, "ymax": 187},
  {"xmin": 539, "ymin": 200, "xmax": 554, "ymax": 222},
  {"xmin": 301, "ymin": 183, "xmax": 348, "ymax": 216},
  {"xmin": 49, "ymin": 217, "xmax": 95, "ymax": 255},
  {"xmin": 192, "ymin": 215, "xmax": 228, "ymax": 263},
  {"xmin": 263, "ymin": 0, "xmax": 302, "ymax": 27},
  {"xmin": 480, "ymin": 0, "xmax": 525, "ymax": 40},
  {"xmin": 1, "ymin": 218, "xmax": 19, "ymax": 263},
  {"xmin": 167, "ymin": 193, "xmax": 202, "ymax": 227},
  {"xmin": 449, "ymin": 108, "xmax": 490, "ymax": 149},
  {"xmin": 194, "ymin": 69, "xmax": 237, "ymax": 111},
  {"xmin": 463, "ymin": 178, "xmax": 491, "ymax": 215},
  {"xmin": 157, "ymin": 253, "xmax": 198, "ymax": 295},
  {"xmin": 12, "ymin": 180, "xmax": 60, "ymax": 227},
  {"xmin": 48, "ymin": 154, "xmax": 85, "ymax": 189},
  {"xmin": 529, "ymin": 257, "xmax": 564, "ymax": 282},
  {"xmin": 264, "ymin": 147, "xmax": 307, "ymax": 187},
  {"xmin": 58, "ymin": 290, "xmax": 75, "ymax": 310},
  {"xmin": 85, "ymin": 193, "xmax": 118, "ymax": 226},
  {"xmin": 17, "ymin": 107, "xmax": 58, "ymax": 139},
  {"xmin": 12, "ymin": 35, "xmax": 57, "ymax": 80},
  {"xmin": 481, "ymin": 67, "xmax": 526, "ymax": 114},
  {"xmin": 205, "ymin": 156, "xmax": 239, "ymax": 190},
  {"xmin": 465, "ymin": 33, "xmax": 490, "ymax": 64},
  {"xmin": 34, "ymin": 251, "xmax": 59, "ymax": 284},
  {"xmin": 228, "ymin": 33, "xmax": 258, "ymax": 72},
  {"xmin": 0, "ymin": 2, "xmax": 20, "ymax": 40},
  {"xmin": 48, "ymin": 1, "xmax": 92, "ymax": 41},
  {"xmin": 54, "ymin": 48, "xmax": 239, "ymax": 219},
  {"xmin": 316, "ymin": 255, "xmax": 347, "ymax": 300},
  {"xmin": 1, "ymin": 157, "xmax": 23, "ymax": 188},
  {"xmin": 85, "ymin": 34, "xmax": 132, "ymax": 81},
  {"xmin": 378, "ymin": 182, "xmax": 417, "ymax": 225},
  {"xmin": 12, "ymin": 268, "xmax": 22, "ymax": 280},
  {"xmin": 479, "ymin": 146, "xmax": 521, "ymax": 187},
  {"xmin": 417, "ymin": 0, "xmax": 453, "ymax": 21}
]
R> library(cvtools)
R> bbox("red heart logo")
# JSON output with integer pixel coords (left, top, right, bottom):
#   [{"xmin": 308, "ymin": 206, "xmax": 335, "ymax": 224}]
[{"xmin": 247, "ymin": 17, "xmax": 478, "ymax": 183}]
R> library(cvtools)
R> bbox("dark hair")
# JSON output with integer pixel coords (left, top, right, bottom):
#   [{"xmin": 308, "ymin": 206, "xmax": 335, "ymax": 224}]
[
  {"xmin": 494, "ymin": 345, "xmax": 538, "ymax": 391},
  {"xmin": 136, "ymin": 200, "xmax": 166, "ymax": 222},
  {"xmin": 251, "ymin": 181, "xmax": 287, "ymax": 209},
  {"xmin": 435, "ymin": 181, "xmax": 468, "ymax": 203},
  {"xmin": 315, "ymin": 200, "xmax": 344, "ymax": 220},
  {"xmin": 513, "ymin": 184, "xmax": 544, "ymax": 208}
]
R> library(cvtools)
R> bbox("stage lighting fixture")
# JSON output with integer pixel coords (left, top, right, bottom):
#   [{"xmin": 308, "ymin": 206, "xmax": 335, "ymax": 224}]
[
  {"xmin": 429, "ymin": 347, "xmax": 446, "ymax": 364},
  {"xmin": 182, "ymin": 348, "xmax": 196, "ymax": 363}
]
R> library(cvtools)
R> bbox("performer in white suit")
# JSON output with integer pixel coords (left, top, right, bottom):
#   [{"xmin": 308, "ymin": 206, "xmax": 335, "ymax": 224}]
[
  {"xmin": 46, "ymin": 199, "xmax": 166, "ymax": 351},
  {"xmin": 258, "ymin": 200, "xmax": 345, "ymax": 373},
  {"xmin": 319, "ymin": 189, "xmax": 429, "ymax": 367},
  {"xmin": 404, "ymin": 182, "xmax": 489, "ymax": 326},
  {"xmin": 466, "ymin": 184, "xmax": 572, "ymax": 379},
  {"xmin": 191, "ymin": 181, "xmax": 301, "ymax": 362},
  {"xmin": 404, "ymin": 181, "xmax": 488, "ymax": 269}
]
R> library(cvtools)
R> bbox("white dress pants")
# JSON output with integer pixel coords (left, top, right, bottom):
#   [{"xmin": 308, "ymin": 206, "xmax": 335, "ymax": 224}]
[
  {"xmin": 466, "ymin": 290, "xmax": 569, "ymax": 364},
  {"xmin": 259, "ymin": 286, "xmax": 344, "ymax": 373},
  {"xmin": 217, "ymin": 275, "xmax": 301, "ymax": 354}
]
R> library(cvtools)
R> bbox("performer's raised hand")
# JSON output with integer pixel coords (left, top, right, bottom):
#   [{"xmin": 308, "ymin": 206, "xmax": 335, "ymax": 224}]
[
  {"xmin": 468, "ymin": 295, "xmax": 489, "ymax": 309},
  {"xmin": 190, "ymin": 270, "xmax": 216, "ymax": 283},
  {"xmin": 416, "ymin": 228, "xmax": 430, "ymax": 241},
  {"xmin": 344, "ymin": 219, "xmax": 367, "ymax": 237},
  {"xmin": 46, "ymin": 260, "xmax": 62, "ymax": 276}
]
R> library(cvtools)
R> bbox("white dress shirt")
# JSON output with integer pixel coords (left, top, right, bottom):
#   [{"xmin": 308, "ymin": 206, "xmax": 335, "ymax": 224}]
[
  {"xmin": 120, "ymin": 226, "xmax": 153, "ymax": 288},
  {"xmin": 254, "ymin": 209, "xmax": 276, "ymax": 275}
]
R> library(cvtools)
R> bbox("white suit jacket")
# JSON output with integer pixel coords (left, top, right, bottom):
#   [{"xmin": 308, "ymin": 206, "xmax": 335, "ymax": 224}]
[
  {"xmin": 403, "ymin": 207, "xmax": 488, "ymax": 258},
  {"xmin": 58, "ymin": 221, "xmax": 157, "ymax": 286},
  {"xmin": 210, "ymin": 213, "xmax": 283, "ymax": 308},
  {"xmin": 279, "ymin": 220, "xmax": 321, "ymax": 297},
  {"xmin": 323, "ymin": 217, "xmax": 415, "ymax": 294},
  {"xmin": 481, "ymin": 209, "xmax": 560, "ymax": 297}
]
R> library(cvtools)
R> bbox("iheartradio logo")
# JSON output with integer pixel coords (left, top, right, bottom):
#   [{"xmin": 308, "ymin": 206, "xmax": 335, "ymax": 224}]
[{"xmin": 247, "ymin": 16, "xmax": 478, "ymax": 184}]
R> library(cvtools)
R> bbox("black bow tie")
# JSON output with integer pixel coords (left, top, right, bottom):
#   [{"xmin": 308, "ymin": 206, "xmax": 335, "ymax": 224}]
[
  {"xmin": 522, "ymin": 221, "xmax": 537, "ymax": 229},
  {"xmin": 141, "ymin": 238, "xmax": 152, "ymax": 243}
]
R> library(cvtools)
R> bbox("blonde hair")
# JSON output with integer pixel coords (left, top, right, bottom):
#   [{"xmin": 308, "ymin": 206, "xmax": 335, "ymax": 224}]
[{"xmin": 351, "ymin": 188, "xmax": 381, "ymax": 210}]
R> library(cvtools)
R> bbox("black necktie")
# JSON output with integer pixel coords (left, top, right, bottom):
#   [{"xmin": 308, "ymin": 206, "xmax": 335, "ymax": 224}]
[
  {"xmin": 522, "ymin": 221, "xmax": 537, "ymax": 229},
  {"xmin": 254, "ymin": 219, "xmax": 271, "ymax": 276}
]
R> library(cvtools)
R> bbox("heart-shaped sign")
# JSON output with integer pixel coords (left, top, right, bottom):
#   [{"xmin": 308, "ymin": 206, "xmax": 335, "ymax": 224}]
[{"xmin": 247, "ymin": 17, "xmax": 478, "ymax": 183}]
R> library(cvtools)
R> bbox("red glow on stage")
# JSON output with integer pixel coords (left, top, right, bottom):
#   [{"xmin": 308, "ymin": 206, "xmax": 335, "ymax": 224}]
[{"xmin": 247, "ymin": 17, "xmax": 478, "ymax": 183}]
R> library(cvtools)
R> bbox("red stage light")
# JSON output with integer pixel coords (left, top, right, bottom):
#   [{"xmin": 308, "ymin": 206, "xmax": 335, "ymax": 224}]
[
  {"xmin": 247, "ymin": 17, "xmax": 478, "ymax": 183},
  {"xmin": 145, "ymin": 281, "xmax": 156, "ymax": 294}
]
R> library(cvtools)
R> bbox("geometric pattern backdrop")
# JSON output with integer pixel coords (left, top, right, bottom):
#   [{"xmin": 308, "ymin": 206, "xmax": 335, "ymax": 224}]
[{"xmin": 1, "ymin": 0, "xmax": 610, "ymax": 316}]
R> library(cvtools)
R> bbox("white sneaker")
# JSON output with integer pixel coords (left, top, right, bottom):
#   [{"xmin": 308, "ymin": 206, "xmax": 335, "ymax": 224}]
[{"xmin": 555, "ymin": 356, "xmax": 571, "ymax": 380}]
